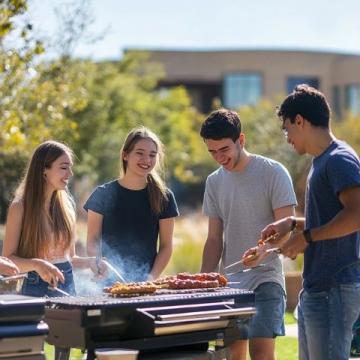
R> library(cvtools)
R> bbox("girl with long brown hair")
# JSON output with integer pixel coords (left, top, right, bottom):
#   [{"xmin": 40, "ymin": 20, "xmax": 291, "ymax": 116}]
[
  {"xmin": 3, "ymin": 140, "xmax": 93, "ymax": 296},
  {"xmin": 85, "ymin": 127, "xmax": 179, "ymax": 282}
]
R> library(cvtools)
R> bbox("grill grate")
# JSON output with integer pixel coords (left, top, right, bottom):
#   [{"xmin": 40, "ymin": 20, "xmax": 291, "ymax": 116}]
[{"xmin": 47, "ymin": 288, "xmax": 253, "ymax": 308}]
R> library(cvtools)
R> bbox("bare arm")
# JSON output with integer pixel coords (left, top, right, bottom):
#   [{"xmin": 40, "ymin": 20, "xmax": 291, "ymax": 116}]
[
  {"xmin": 3, "ymin": 202, "xmax": 64, "ymax": 285},
  {"xmin": 86, "ymin": 210, "xmax": 103, "ymax": 256},
  {"xmin": 267, "ymin": 186, "xmax": 360, "ymax": 259},
  {"xmin": 270, "ymin": 205, "xmax": 296, "ymax": 246},
  {"xmin": 242, "ymin": 204, "xmax": 295, "ymax": 266},
  {"xmin": 200, "ymin": 217, "xmax": 223, "ymax": 273},
  {"xmin": 148, "ymin": 217, "xmax": 175, "ymax": 280},
  {"xmin": 69, "ymin": 224, "xmax": 94, "ymax": 269},
  {"xmin": 86, "ymin": 210, "xmax": 107, "ymax": 275},
  {"xmin": 0, "ymin": 256, "xmax": 19, "ymax": 276}
]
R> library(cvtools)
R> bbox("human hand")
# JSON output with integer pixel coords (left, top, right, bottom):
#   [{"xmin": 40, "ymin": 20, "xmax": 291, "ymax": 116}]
[
  {"xmin": 0, "ymin": 256, "xmax": 19, "ymax": 276},
  {"xmin": 261, "ymin": 217, "xmax": 292, "ymax": 243},
  {"xmin": 241, "ymin": 247, "xmax": 260, "ymax": 267},
  {"xmin": 280, "ymin": 231, "xmax": 308, "ymax": 259},
  {"xmin": 33, "ymin": 259, "xmax": 65, "ymax": 287},
  {"xmin": 89, "ymin": 257, "xmax": 108, "ymax": 279},
  {"xmin": 242, "ymin": 241, "xmax": 272, "ymax": 267}
]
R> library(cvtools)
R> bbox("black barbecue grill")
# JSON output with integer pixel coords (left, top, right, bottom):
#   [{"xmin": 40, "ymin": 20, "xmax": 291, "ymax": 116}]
[{"xmin": 45, "ymin": 288, "xmax": 255, "ymax": 360}]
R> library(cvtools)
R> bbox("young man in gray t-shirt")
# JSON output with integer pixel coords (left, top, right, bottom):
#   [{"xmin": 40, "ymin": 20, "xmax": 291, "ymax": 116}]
[{"xmin": 200, "ymin": 109, "xmax": 297, "ymax": 360}]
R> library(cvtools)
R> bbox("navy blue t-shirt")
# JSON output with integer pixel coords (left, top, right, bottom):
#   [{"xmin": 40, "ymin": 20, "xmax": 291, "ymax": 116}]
[
  {"xmin": 84, "ymin": 180, "xmax": 179, "ymax": 281},
  {"xmin": 303, "ymin": 140, "xmax": 360, "ymax": 291}
]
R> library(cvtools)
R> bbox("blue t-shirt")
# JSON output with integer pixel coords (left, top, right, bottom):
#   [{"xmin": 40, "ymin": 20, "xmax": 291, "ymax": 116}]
[
  {"xmin": 84, "ymin": 180, "xmax": 179, "ymax": 281},
  {"xmin": 303, "ymin": 140, "xmax": 360, "ymax": 291}
]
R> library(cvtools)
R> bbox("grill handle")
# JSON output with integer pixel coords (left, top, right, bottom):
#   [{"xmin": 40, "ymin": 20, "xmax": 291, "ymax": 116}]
[{"xmin": 156, "ymin": 306, "xmax": 255, "ymax": 322}]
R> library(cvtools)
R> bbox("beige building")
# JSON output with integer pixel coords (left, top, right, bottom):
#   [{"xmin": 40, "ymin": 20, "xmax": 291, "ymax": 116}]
[{"xmin": 144, "ymin": 49, "xmax": 360, "ymax": 116}]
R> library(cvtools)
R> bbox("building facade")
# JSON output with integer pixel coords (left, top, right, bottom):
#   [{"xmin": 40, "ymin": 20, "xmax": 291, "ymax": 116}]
[{"xmin": 144, "ymin": 49, "xmax": 360, "ymax": 116}]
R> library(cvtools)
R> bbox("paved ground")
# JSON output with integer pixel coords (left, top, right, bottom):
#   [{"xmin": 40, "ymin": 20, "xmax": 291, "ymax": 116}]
[{"xmin": 285, "ymin": 323, "xmax": 298, "ymax": 337}]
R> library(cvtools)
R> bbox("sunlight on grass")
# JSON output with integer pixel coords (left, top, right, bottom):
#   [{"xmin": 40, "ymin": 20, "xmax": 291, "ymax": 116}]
[
  {"xmin": 276, "ymin": 336, "xmax": 298, "ymax": 360},
  {"xmin": 284, "ymin": 311, "xmax": 297, "ymax": 325},
  {"xmin": 44, "ymin": 344, "xmax": 83, "ymax": 360}
]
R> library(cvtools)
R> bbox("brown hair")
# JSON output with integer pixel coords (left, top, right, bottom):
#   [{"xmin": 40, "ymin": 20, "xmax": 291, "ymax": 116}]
[
  {"xmin": 120, "ymin": 127, "xmax": 168, "ymax": 215},
  {"xmin": 15, "ymin": 141, "xmax": 75, "ymax": 258}
]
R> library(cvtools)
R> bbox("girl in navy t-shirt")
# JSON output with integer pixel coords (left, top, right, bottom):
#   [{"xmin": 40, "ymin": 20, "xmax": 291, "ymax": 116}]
[{"xmin": 85, "ymin": 127, "xmax": 179, "ymax": 282}]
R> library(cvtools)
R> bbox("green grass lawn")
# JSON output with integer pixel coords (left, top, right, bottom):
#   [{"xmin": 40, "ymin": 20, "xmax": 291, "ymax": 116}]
[{"xmin": 276, "ymin": 336, "xmax": 298, "ymax": 360}]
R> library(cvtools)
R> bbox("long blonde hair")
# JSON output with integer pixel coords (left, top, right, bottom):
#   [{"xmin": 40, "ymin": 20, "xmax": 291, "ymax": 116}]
[
  {"xmin": 120, "ymin": 127, "xmax": 168, "ymax": 215},
  {"xmin": 15, "ymin": 141, "xmax": 75, "ymax": 258}
]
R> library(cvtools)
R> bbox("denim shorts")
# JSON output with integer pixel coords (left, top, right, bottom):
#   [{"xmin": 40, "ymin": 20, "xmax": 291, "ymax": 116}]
[
  {"xmin": 298, "ymin": 283, "xmax": 360, "ymax": 360},
  {"xmin": 21, "ymin": 261, "xmax": 76, "ymax": 297},
  {"xmin": 236, "ymin": 281, "xmax": 286, "ymax": 339}
]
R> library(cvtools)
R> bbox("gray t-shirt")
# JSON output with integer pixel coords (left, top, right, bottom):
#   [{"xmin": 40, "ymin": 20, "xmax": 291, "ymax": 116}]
[{"xmin": 203, "ymin": 154, "xmax": 297, "ymax": 291}]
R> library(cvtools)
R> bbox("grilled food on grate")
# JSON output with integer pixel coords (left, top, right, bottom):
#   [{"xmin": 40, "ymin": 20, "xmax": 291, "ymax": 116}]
[
  {"xmin": 176, "ymin": 272, "xmax": 228, "ymax": 286},
  {"xmin": 104, "ymin": 281, "xmax": 158, "ymax": 296},
  {"xmin": 166, "ymin": 279, "xmax": 220, "ymax": 289},
  {"xmin": 154, "ymin": 272, "xmax": 228, "ymax": 289},
  {"xmin": 104, "ymin": 272, "xmax": 228, "ymax": 296}
]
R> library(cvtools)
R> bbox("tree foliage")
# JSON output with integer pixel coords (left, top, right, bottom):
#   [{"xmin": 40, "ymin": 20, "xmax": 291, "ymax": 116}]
[
  {"xmin": 2, "ymin": 0, "xmax": 359, "ymax": 223},
  {"xmin": 332, "ymin": 114, "xmax": 360, "ymax": 155},
  {"xmin": 0, "ymin": 0, "xmax": 89, "ymax": 220},
  {"xmin": 68, "ymin": 51, "xmax": 208, "ymax": 187}
]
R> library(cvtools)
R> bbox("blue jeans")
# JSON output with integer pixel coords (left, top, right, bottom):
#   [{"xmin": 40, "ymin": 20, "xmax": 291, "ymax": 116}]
[
  {"xmin": 298, "ymin": 283, "xmax": 360, "ymax": 360},
  {"xmin": 21, "ymin": 261, "xmax": 76, "ymax": 297}
]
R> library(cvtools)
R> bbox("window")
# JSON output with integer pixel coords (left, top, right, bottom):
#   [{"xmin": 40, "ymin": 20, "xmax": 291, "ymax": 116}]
[
  {"xmin": 223, "ymin": 73, "xmax": 262, "ymax": 109},
  {"xmin": 345, "ymin": 84, "xmax": 360, "ymax": 115},
  {"xmin": 286, "ymin": 77, "xmax": 319, "ymax": 94}
]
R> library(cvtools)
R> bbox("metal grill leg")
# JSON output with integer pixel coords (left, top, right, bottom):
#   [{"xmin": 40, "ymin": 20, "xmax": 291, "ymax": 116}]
[{"xmin": 54, "ymin": 347, "xmax": 71, "ymax": 360}]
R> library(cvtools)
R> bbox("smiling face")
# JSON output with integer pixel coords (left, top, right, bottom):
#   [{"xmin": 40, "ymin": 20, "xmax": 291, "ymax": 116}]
[
  {"xmin": 204, "ymin": 136, "xmax": 243, "ymax": 171},
  {"xmin": 44, "ymin": 153, "xmax": 73, "ymax": 192},
  {"xmin": 282, "ymin": 116, "xmax": 307, "ymax": 155},
  {"xmin": 123, "ymin": 138, "xmax": 158, "ymax": 178}
]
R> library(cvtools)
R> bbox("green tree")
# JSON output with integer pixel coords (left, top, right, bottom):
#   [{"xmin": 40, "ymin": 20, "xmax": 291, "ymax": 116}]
[
  {"xmin": 333, "ymin": 113, "xmax": 360, "ymax": 154},
  {"xmin": 0, "ymin": 0, "xmax": 89, "ymax": 220},
  {"xmin": 69, "ymin": 51, "xmax": 208, "ymax": 192}
]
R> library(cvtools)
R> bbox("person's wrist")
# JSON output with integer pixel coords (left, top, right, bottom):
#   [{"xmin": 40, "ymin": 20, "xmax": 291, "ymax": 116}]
[
  {"xmin": 289, "ymin": 216, "xmax": 297, "ymax": 232},
  {"xmin": 303, "ymin": 229, "xmax": 313, "ymax": 244}
]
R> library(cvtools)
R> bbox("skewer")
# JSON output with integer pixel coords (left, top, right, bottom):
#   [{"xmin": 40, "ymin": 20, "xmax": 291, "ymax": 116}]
[
  {"xmin": 48, "ymin": 286, "xmax": 71, "ymax": 297},
  {"xmin": 258, "ymin": 233, "xmax": 279, "ymax": 245},
  {"xmin": 226, "ymin": 264, "xmax": 266, "ymax": 276},
  {"xmin": 265, "ymin": 248, "xmax": 282, "ymax": 254},
  {"xmin": 224, "ymin": 233, "xmax": 279, "ymax": 270},
  {"xmin": 224, "ymin": 254, "xmax": 256, "ymax": 270}
]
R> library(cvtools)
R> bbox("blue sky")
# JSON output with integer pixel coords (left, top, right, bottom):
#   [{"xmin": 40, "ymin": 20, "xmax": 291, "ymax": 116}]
[{"xmin": 27, "ymin": 0, "xmax": 360, "ymax": 60}]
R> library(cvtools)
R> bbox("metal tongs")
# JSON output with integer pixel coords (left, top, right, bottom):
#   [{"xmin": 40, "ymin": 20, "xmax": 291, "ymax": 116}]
[
  {"xmin": 0, "ymin": 272, "xmax": 28, "ymax": 282},
  {"xmin": 224, "ymin": 233, "xmax": 279, "ymax": 271},
  {"xmin": 48, "ymin": 285, "xmax": 71, "ymax": 297},
  {"xmin": 96, "ymin": 254, "xmax": 127, "ymax": 283}
]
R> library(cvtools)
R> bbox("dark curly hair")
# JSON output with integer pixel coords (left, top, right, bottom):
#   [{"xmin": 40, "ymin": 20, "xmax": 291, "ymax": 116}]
[
  {"xmin": 277, "ymin": 84, "xmax": 331, "ymax": 128},
  {"xmin": 200, "ymin": 108, "xmax": 241, "ymax": 142}
]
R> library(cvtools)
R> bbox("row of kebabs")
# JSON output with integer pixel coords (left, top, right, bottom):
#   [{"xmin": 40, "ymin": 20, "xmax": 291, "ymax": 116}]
[{"xmin": 104, "ymin": 272, "xmax": 228, "ymax": 296}]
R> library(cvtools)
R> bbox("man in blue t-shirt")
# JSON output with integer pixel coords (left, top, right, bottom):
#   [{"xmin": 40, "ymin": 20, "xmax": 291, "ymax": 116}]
[{"xmin": 260, "ymin": 84, "xmax": 360, "ymax": 360}]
